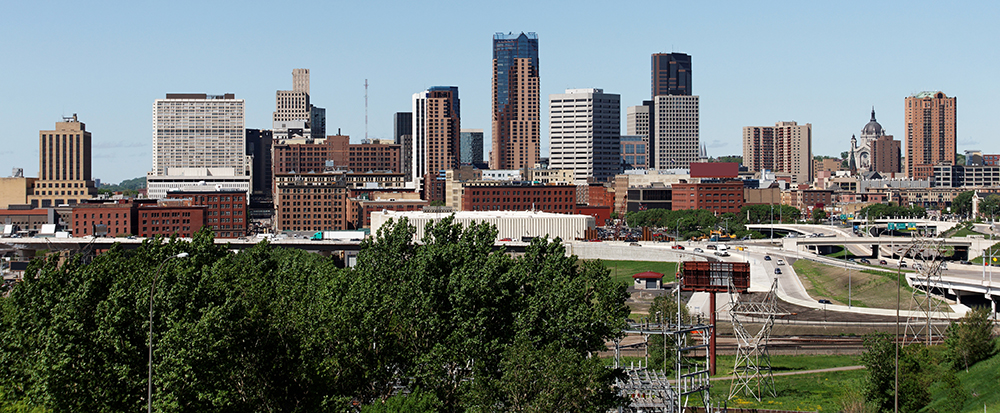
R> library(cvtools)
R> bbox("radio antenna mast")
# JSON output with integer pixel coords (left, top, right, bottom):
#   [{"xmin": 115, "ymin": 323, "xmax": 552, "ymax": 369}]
[{"xmin": 364, "ymin": 79, "xmax": 369, "ymax": 140}]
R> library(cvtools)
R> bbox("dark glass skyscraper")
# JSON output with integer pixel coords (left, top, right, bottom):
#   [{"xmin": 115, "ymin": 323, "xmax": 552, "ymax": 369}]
[
  {"xmin": 491, "ymin": 32, "xmax": 539, "ymax": 170},
  {"xmin": 651, "ymin": 53, "xmax": 692, "ymax": 96}
]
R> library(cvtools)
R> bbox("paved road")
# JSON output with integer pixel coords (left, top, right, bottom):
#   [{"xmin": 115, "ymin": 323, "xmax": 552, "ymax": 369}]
[{"xmin": 709, "ymin": 365, "xmax": 864, "ymax": 381}]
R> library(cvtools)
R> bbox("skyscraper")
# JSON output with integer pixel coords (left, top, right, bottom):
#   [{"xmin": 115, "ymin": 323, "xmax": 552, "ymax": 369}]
[
  {"xmin": 650, "ymin": 52, "xmax": 698, "ymax": 170},
  {"xmin": 491, "ymin": 32, "xmax": 539, "ymax": 170},
  {"xmin": 905, "ymin": 91, "xmax": 956, "ymax": 179},
  {"xmin": 653, "ymin": 95, "xmax": 700, "ymax": 169},
  {"xmin": 152, "ymin": 93, "xmax": 246, "ymax": 176},
  {"xmin": 549, "ymin": 88, "xmax": 621, "ymax": 182},
  {"xmin": 28, "ymin": 114, "xmax": 97, "ymax": 207},
  {"xmin": 413, "ymin": 86, "xmax": 461, "ymax": 202},
  {"xmin": 394, "ymin": 112, "xmax": 414, "ymax": 182},
  {"xmin": 460, "ymin": 129, "xmax": 484, "ymax": 165},
  {"xmin": 651, "ymin": 53, "xmax": 692, "ymax": 97},
  {"xmin": 743, "ymin": 121, "xmax": 812, "ymax": 184},
  {"xmin": 273, "ymin": 69, "xmax": 326, "ymax": 139}
]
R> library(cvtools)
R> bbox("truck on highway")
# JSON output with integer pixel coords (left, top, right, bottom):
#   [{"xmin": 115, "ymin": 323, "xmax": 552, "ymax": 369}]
[{"xmin": 310, "ymin": 231, "xmax": 367, "ymax": 241}]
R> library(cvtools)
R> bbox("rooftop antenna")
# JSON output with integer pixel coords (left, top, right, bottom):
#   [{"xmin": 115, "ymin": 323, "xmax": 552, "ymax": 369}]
[{"xmin": 364, "ymin": 79, "xmax": 369, "ymax": 140}]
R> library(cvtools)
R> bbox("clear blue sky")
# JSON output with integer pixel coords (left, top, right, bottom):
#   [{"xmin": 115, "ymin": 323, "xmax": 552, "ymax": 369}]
[{"xmin": 2, "ymin": 0, "xmax": 996, "ymax": 184}]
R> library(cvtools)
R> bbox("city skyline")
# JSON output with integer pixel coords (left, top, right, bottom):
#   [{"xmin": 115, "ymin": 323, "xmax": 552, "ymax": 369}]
[{"xmin": 2, "ymin": 0, "xmax": 998, "ymax": 183}]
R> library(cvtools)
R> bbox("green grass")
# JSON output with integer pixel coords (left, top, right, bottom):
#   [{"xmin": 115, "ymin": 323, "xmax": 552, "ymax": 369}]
[
  {"xmin": 598, "ymin": 260, "xmax": 678, "ymax": 285},
  {"xmin": 950, "ymin": 226, "xmax": 988, "ymax": 238},
  {"xmin": 712, "ymin": 369, "xmax": 866, "ymax": 412},
  {"xmin": 925, "ymin": 350, "xmax": 1000, "ymax": 412},
  {"xmin": 792, "ymin": 259, "xmax": 945, "ymax": 311}
]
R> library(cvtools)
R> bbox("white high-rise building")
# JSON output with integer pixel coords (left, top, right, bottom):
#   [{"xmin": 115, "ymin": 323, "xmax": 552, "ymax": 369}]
[
  {"xmin": 653, "ymin": 95, "xmax": 699, "ymax": 170},
  {"xmin": 549, "ymin": 88, "xmax": 621, "ymax": 182},
  {"xmin": 152, "ymin": 93, "xmax": 246, "ymax": 177},
  {"xmin": 627, "ymin": 105, "xmax": 650, "ymax": 137}
]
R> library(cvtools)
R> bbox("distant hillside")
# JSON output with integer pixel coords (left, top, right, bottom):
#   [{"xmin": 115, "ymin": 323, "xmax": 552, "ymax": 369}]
[{"xmin": 99, "ymin": 176, "xmax": 145, "ymax": 192}]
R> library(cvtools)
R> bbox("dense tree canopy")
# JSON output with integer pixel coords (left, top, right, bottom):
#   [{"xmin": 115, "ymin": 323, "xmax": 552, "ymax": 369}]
[
  {"xmin": 0, "ymin": 219, "xmax": 631, "ymax": 412},
  {"xmin": 856, "ymin": 204, "xmax": 927, "ymax": 220},
  {"xmin": 944, "ymin": 306, "xmax": 997, "ymax": 370}
]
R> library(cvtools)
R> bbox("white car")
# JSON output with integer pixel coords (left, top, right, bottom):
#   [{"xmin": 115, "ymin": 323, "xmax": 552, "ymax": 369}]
[{"xmin": 776, "ymin": 259, "xmax": 785, "ymax": 265}]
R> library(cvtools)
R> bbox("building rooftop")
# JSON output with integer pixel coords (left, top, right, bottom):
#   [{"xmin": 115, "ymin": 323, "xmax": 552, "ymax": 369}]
[{"xmin": 375, "ymin": 210, "xmax": 587, "ymax": 220}]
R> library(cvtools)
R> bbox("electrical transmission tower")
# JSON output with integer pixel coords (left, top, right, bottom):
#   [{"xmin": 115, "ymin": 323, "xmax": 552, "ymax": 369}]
[
  {"xmin": 728, "ymin": 278, "xmax": 785, "ymax": 401},
  {"xmin": 902, "ymin": 236, "xmax": 951, "ymax": 345}
]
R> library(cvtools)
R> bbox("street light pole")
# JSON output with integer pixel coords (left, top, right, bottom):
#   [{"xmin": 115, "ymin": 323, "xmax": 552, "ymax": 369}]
[{"xmin": 149, "ymin": 252, "xmax": 189, "ymax": 413}]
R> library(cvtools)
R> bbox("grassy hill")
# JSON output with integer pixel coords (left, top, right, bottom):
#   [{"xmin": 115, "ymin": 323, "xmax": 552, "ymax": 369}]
[{"xmin": 925, "ymin": 349, "xmax": 1000, "ymax": 412}]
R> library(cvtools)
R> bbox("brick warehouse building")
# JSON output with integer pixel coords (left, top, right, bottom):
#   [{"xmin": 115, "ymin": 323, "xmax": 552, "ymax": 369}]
[
  {"xmin": 274, "ymin": 172, "xmax": 348, "ymax": 232},
  {"xmin": 461, "ymin": 182, "xmax": 576, "ymax": 213},
  {"xmin": 72, "ymin": 199, "xmax": 209, "ymax": 238},
  {"xmin": 165, "ymin": 189, "xmax": 248, "ymax": 238},
  {"xmin": 137, "ymin": 201, "xmax": 208, "ymax": 238},
  {"xmin": 671, "ymin": 180, "xmax": 744, "ymax": 214}
]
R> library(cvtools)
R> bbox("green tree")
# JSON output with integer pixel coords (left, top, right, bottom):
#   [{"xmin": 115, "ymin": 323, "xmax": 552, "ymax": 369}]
[
  {"xmin": 944, "ymin": 306, "xmax": 997, "ymax": 371},
  {"xmin": 0, "ymin": 219, "xmax": 633, "ymax": 412},
  {"xmin": 812, "ymin": 209, "xmax": 828, "ymax": 224},
  {"xmin": 951, "ymin": 191, "xmax": 973, "ymax": 216},
  {"xmin": 859, "ymin": 333, "xmax": 895, "ymax": 412},
  {"xmin": 859, "ymin": 333, "xmax": 932, "ymax": 413}
]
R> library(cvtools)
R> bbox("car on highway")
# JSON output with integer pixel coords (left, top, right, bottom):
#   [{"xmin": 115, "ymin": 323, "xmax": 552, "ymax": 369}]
[
  {"xmin": 859, "ymin": 258, "xmax": 871, "ymax": 264},
  {"xmin": 818, "ymin": 299, "xmax": 832, "ymax": 304},
  {"xmin": 764, "ymin": 255, "xmax": 771, "ymax": 261},
  {"xmin": 899, "ymin": 263, "xmax": 908, "ymax": 268},
  {"xmin": 706, "ymin": 245, "xmax": 717, "ymax": 250},
  {"xmin": 499, "ymin": 238, "xmax": 512, "ymax": 242},
  {"xmin": 630, "ymin": 242, "xmax": 642, "ymax": 247},
  {"xmin": 714, "ymin": 251, "xmax": 730, "ymax": 257},
  {"xmin": 774, "ymin": 268, "xmax": 782, "ymax": 274},
  {"xmin": 879, "ymin": 259, "xmax": 888, "ymax": 265},
  {"xmin": 960, "ymin": 260, "xmax": 972, "ymax": 265},
  {"xmin": 776, "ymin": 259, "xmax": 785, "ymax": 265},
  {"xmin": 693, "ymin": 248, "xmax": 704, "ymax": 253},
  {"xmin": 671, "ymin": 245, "xmax": 684, "ymax": 250}
]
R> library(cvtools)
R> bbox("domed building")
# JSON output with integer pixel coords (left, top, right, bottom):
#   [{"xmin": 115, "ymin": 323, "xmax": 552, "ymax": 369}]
[{"xmin": 849, "ymin": 108, "xmax": 884, "ymax": 173}]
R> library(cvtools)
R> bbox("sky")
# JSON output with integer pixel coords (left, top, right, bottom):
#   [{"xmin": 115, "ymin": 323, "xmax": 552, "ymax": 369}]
[{"xmin": 2, "ymin": 0, "xmax": 998, "ymax": 184}]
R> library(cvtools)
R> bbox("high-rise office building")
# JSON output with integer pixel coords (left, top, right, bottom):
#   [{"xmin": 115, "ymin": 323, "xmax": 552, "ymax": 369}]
[
  {"xmin": 491, "ymin": 32, "xmax": 539, "ymax": 170},
  {"xmin": 28, "ymin": 114, "xmax": 97, "ymax": 207},
  {"xmin": 273, "ymin": 69, "xmax": 326, "ymax": 139},
  {"xmin": 460, "ymin": 129, "xmax": 484, "ymax": 165},
  {"xmin": 653, "ymin": 95, "xmax": 700, "ymax": 169},
  {"xmin": 394, "ymin": 112, "xmax": 412, "ymax": 144},
  {"xmin": 743, "ymin": 121, "xmax": 813, "ymax": 184},
  {"xmin": 627, "ymin": 105, "xmax": 650, "ymax": 137},
  {"xmin": 905, "ymin": 91, "xmax": 956, "ymax": 179},
  {"xmin": 649, "ymin": 52, "xmax": 697, "ymax": 170},
  {"xmin": 651, "ymin": 53, "xmax": 692, "ymax": 97},
  {"xmin": 413, "ymin": 87, "xmax": 461, "ymax": 202},
  {"xmin": 152, "ymin": 93, "xmax": 246, "ymax": 176},
  {"xmin": 394, "ymin": 112, "xmax": 414, "ymax": 182},
  {"xmin": 626, "ymin": 105, "xmax": 650, "ymax": 169},
  {"xmin": 549, "ymin": 89, "xmax": 621, "ymax": 182}
]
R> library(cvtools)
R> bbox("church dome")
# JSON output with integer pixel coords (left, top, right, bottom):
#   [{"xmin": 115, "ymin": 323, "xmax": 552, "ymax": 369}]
[{"xmin": 861, "ymin": 108, "xmax": 883, "ymax": 136}]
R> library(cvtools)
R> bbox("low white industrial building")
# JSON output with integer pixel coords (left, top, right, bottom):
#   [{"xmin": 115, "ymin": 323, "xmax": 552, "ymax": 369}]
[{"xmin": 370, "ymin": 210, "xmax": 594, "ymax": 242}]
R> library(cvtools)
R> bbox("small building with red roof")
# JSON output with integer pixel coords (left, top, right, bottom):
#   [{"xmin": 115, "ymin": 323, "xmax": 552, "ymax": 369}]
[{"xmin": 633, "ymin": 271, "xmax": 664, "ymax": 290}]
